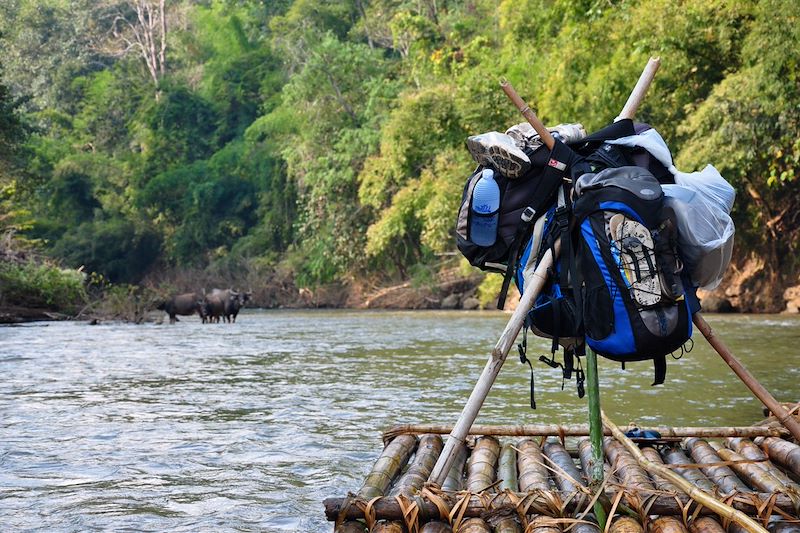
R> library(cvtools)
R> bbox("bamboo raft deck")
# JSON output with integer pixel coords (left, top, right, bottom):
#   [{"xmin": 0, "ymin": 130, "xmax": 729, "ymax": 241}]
[{"xmin": 324, "ymin": 421, "xmax": 800, "ymax": 533}]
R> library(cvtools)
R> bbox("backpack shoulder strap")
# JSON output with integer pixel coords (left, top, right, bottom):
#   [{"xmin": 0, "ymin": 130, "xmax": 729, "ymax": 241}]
[{"xmin": 652, "ymin": 354, "xmax": 667, "ymax": 386}]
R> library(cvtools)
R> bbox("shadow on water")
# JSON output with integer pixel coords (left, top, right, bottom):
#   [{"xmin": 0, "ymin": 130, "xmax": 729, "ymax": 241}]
[{"xmin": 1, "ymin": 310, "xmax": 798, "ymax": 531}]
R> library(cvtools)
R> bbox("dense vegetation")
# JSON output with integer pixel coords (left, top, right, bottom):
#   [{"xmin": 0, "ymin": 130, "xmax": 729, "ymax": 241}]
[{"xmin": 0, "ymin": 0, "xmax": 798, "ymax": 311}]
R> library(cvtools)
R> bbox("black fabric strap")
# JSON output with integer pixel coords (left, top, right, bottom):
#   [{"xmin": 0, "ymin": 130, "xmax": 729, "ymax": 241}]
[
  {"xmin": 652, "ymin": 354, "xmax": 667, "ymax": 386},
  {"xmin": 497, "ymin": 140, "xmax": 573, "ymax": 310}
]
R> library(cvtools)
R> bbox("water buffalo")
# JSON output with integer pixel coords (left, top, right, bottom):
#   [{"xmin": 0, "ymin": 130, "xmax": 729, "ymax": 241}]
[
  {"xmin": 225, "ymin": 291, "xmax": 251, "ymax": 323},
  {"xmin": 205, "ymin": 289, "xmax": 250, "ymax": 323},
  {"xmin": 156, "ymin": 292, "xmax": 207, "ymax": 324}
]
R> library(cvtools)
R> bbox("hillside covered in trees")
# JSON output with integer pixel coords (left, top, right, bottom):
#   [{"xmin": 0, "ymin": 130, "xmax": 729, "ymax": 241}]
[{"xmin": 0, "ymin": 0, "xmax": 798, "ymax": 314}]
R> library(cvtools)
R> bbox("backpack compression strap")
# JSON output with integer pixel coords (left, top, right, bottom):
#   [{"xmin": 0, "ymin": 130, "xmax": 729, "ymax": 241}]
[{"xmin": 497, "ymin": 140, "xmax": 574, "ymax": 310}]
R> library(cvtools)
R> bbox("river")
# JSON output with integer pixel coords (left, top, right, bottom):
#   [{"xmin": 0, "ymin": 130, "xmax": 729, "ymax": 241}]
[{"xmin": 1, "ymin": 310, "xmax": 798, "ymax": 531}]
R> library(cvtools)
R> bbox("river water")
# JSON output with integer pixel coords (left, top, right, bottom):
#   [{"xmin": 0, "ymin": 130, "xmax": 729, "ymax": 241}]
[{"xmin": 1, "ymin": 310, "xmax": 798, "ymax": 531}]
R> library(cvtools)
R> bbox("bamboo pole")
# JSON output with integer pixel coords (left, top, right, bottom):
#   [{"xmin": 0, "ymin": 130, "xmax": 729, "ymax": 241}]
[
  {"xmin": 336, "ymin": 522, "xmax": 367, "ymax": 533},
  {"xmin": 662, "ymin": 446, "xmax": 716, "ymax": 493},
  {"xmin": 708, "ymin": 441, "xmax": 786, "ymax": 493},
  {"xmin": 519, "ymin": 439, "xmax": 552, "ymax": 491},
  {"xmin": 441, "ymin": 440, "xmax": 469, "ymax": 492},
  {"xmin": 601, "ymin": 412, "xmax": 768, "ymax": 533},
  {"xmin": 692, "ymin": 314, "xmax": 800, "ymax": 443},
  {"xmin": 384, "ymin": 425, "xmax": 790, "ymax": 441},
  {"xmin": 640, "ymin": 447, "xmax": 680, "ymax": 493},
  {"xmin": 726, "ymin": 437, "xmax": 800, "ymax": 489},
  {"xmin": 323, "ymin": 491, "xmax": 798, "ymax": 522},
  {"xmin": 420, "ymin": 523, "xmax": 453, "ymax": 533},
  {"xmin": 587, "ymin": 347, "xmax": 609, "ymax": 529},
  {"xmin": 500, "ymin": 80, "xmax": 556, "ymax": 150},
  {"xmin": 358, "ymin": 434, "xmax": 417, "ymax": 499},
  {"xmin": 528, "ymin": 516, "xmax": 562, "ymax": 533},
  {"xmin": 604, "ymin": 437, "xmax": 656, "ymax": 492},
  {"xmin": 371, "ymin": 523, "xmax": 404, "ymax": 533},
  {"xmin": 616, "ymin": 57, "xmax": 661, "ymax": 121},
  {"xmin": 390, "ymin": 434, "xmax": 443, "ymax": 497},
  {"xmin": 688, "ymin": 517, "xmax": 726, "ymax": 533},
  {"xmin": 499, "ymin": 442, "xmax": 520, "ymax": 492},
  {"xmin": 609, "ymin": 517, "xmax": 644, "ymax": 533},
  {"xmin": 684, "ymin": 438, "xmax": 752, "ymax": 494},
  {"xmin": 544, "ymin": 441, "xmax": 586, "ymax": 492},
  {"xmin": 649, "ymin": 517, "xmax": 689, "ymax": 533},
  {"xmin": 467, "ymin": 436, "xmax": 501, "ymax": 493},
  {"xmin": 579, "ymin": 438, "xmax": 616, "ymax": 484},
  {"xmin": 428, "ymin": 241, "xmax": 561, "ymax": 487},
  {"xmin": 460, "ymin": 518, "xmax": 492, "ymax": 532},
  {"xmin": 755, "ymin": 437, "xmax": 800, "ymax": 479},
  {"xmin": 492, "ymin": 516, "xmax": 523, "ymax": 533}
]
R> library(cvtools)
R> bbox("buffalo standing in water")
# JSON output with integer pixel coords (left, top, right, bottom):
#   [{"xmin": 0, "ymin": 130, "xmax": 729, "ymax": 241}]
[
  {"xmin": 205, "ymin": 289, "xmax": 251, "ymax": 323},
  {"xmin": 156, "ymin": 292, "xmax": 207, "ymax": 324}
]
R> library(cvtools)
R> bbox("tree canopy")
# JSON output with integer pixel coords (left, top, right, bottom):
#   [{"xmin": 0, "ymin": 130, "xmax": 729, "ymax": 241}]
[{"xmin": 0, "ymin": 0, "xmax": 797, "ymax": 297}]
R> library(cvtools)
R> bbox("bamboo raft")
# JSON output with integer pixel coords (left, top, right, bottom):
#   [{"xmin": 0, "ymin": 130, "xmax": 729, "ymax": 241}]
[{"xmin": 324, "ymin": 421, "xmax": 800, "ymax": 533}]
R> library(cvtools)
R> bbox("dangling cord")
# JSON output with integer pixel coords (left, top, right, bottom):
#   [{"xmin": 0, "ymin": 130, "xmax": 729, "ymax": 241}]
[
  {"xmin": 518, "ymin": 327, "xmax": 536, "ymax": 409},
  {"xmin": 575, "ymin": 353, "xmax": 586, "ymax": 399}
]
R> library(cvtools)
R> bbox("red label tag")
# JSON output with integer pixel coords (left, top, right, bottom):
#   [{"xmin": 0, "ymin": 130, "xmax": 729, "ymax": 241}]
[{"xmin": 548, "ymin": 158, "xmax": 567, "ymax": 171}]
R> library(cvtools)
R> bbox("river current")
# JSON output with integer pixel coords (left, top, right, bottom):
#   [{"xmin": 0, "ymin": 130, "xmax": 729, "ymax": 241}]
[{"xmin": 1, "ymin": 310, "xmax": 799, "ymax": 531}]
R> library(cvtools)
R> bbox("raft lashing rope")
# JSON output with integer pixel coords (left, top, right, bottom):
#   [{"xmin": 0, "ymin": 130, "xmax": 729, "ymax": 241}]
[{"xmin": 324, "ymin": 425, "xmax": 800, "ymax": 533}]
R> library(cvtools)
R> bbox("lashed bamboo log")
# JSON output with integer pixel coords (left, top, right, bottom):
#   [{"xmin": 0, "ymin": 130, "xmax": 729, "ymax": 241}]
[
  {"xmin": 460, "ymin": 517, "xmax": 492, "ymax": 533},
  {"xmin": 323, "ymin": 490, "xmax": 798, "ymax": 522},
  {"xmin": 383, "ymin": 425, "xmax": 789, "ymax": 441},
  {"xmin": 609, "ymin": 517, "xmax": 644, "ymax": 533},
  {"xmin": 428, "ymin": 241, "xmax": 561, "ymax": 487},
  {"xmin": 499, "ymin": 443, "xmax": 520, "ymax": 492},
  {"xmin": 390, "ymin": 434, "xmax": 443, "ymax": 497},
  {"xmin": 518, "ymin": 439, "xmax": 551, "ymax": 491},
  {"xmin": 768, "ymin": 521, "xmax": 800, "ymax": 533},
  {"xmin": 359, "ymin": 434, "xmax": 417, "ymax": 499},
  {"xmin": 574, "ymin": 520, "xmax": 602, "ymax": 533},
  {"xmin": 641, "ymin": 447, "xmax": 680, "ymax": 493},
  {"xmin": 726, "ymin": 437, "xmax": 800, "ymax": 489},
  {"xmin": 442, "ymin": 440, "xmax": 468, "ymax": 492},
  {"xmin": 371, "ymin": 522, "xmax": 404, "ymax": 533},
  {"xmin": 708, "ymin": 441, "xmax": 786, "ymax": 493},
  {"xmin": 579, "ymin": 438, "xmax": 615, "ymax": 484},
  {"xmin": 604, "ymin": 437, "xmax": 656, "ymax": 492},
  {"xmin": 467, "ymin": 436, "xmax": 501, "ymax": 493},
  {"xmin": 755, "ymin": 438, "xmax": 800, "ymax": 480},
  {"xmin": 649, "ymin": 517, "xmax": 689, "ymax": 533},
  {"xmin": 420, "ymin": 523, "xmax": 453, "ymax": 533},
  {"xmin": 692, "ymin": 314, "xmax": 800, "ymax": 443},
  {"xmin": 684, "ymin": 438, "xmax": 752, "ymax": 494},
  {"xmin": 662, "ymin": 446, "xmax": 716, "ymax": 493},
  {"xmin": 492, "ymin": 515, "xmax": 523, "ymax": 533},
  {"xmin": 688, "ymin": 517, "xmax": 726, "ymax": 533},
  {"xmin": 335, "ymin": 521, "xmax": 367, "ymax": 533},
  {"xmin": 602, "ymin": 413, "xmax": 767, "ymax": 533},
  {"xmin": 528, "ymin": 516, "xmax": 561, "ymax": 533},
  {"xmin": 543, "ymin": 441, "xmax": 586, "ymax": 492}
]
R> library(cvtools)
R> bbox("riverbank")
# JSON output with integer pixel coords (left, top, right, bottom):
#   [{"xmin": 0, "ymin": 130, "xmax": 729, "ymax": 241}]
[{"xmin": 4, "ymin": 255, "xmax": 800, "ymax": 324}]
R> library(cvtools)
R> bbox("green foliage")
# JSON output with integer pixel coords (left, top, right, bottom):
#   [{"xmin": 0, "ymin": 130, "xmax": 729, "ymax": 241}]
[
  {"xmin": 0, "ymin": 260, "xmax": 86, "ymax": 312},
  {"xmin": 1, "ymin": 0, "xmax": 798, "ymax": 297}
]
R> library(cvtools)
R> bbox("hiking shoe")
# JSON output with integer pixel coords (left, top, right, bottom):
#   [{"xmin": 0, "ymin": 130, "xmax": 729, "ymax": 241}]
[
  {"xmin": 466, "ymin": 132, "xmax": 531, "ymax": 179},
  {"xmin": 609, "ymin": 213, "xmax": 662, "ymax": 307},
  {"xmin": 506, "ymin": 122, "xmax": 587, "ymax": 148}
]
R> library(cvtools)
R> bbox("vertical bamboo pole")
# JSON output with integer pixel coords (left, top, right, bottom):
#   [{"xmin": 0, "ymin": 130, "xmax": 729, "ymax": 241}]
[{"xmin": 586, "ymin": 347, "xmax": 608, "ymax": 530}]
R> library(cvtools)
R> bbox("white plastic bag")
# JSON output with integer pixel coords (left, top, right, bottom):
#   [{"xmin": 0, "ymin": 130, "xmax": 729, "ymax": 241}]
[
  {"xmin": 663, "ymin": 181, "xmax": 735, "ymax": 290},
  {"xmin": 608, "ymin": 129, "xmax": 736, "ymax": 290}
]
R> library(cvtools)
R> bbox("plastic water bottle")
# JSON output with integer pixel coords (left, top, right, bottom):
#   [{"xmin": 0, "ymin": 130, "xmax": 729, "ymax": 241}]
[{"xmin": 470, "ymin": 169, "xmax": 500, "ymax": 246}]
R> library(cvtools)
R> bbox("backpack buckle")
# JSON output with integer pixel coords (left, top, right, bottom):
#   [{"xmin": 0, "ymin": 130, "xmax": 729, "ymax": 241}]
[{"xmin": 521, "ymin": 206, "xmax": 536, "ymax": 223}]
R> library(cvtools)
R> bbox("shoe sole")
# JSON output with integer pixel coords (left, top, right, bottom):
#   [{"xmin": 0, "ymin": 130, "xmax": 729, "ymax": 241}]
[{"xmin": 466, "ymin": 137, "xmax": 531, "ymax": 179}]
